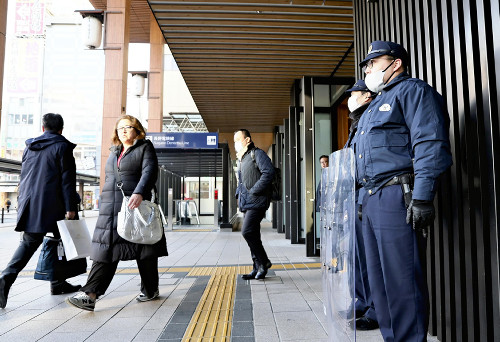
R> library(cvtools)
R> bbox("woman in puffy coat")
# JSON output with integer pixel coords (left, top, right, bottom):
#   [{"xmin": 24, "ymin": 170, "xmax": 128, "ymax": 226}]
[{"xmin": 66, "ymin": 115, "xmax": 167, "ymax": 311}]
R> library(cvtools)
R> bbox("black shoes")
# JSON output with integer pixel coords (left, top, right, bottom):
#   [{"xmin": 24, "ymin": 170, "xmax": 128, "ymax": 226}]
[
  {"xmin": 242, "ymin": 269, "xmax": 258, "ymax": 280},
  {"xmin": 353, "ymin": 317, "xmax": 379, "ymax": 331},
  {"xmin": 255, "ymin": 266, "xmax": 267, "ymax": 280},
  {"xmin": 339, "ymin": 307, "xmax": 368, "ymax": 320},
  {"xmin": 255, "ymin": 261, "xmax": 272, "ymax": 280},
  {"xmin": 51, "ymin": 281, "xmax": 82, "ymax": 295},
  {"xmin": 242, "ymin": 261, "xmax": 273, "ymax": 280}
]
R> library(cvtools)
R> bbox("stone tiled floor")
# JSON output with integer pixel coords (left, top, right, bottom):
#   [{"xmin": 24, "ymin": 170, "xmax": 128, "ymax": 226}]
[{"xmin": 0, "ymin": 212, "xmax": 439, "ymax": 342}]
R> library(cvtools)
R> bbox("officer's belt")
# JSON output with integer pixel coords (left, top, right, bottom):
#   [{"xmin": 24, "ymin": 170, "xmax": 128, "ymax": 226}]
[{"xmin": 382, "ymin": 173, "xmax": 414, "ymax": 188}]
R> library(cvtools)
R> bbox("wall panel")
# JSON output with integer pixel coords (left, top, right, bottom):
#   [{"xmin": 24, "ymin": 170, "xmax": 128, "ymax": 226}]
[{"xmin": 353, "ymin": 1, "xmax": 500, "ymax": 341}]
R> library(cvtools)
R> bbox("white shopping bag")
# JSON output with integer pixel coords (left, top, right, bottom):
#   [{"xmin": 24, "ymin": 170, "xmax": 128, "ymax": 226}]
[{"xmin": 57, "ymin": 219, "xmax": 91, "ymax": 260}]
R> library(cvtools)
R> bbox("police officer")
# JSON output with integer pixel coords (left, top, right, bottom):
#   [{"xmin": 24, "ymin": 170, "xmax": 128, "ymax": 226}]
[
  {"xmin": 355, "ymin": 41, "xmax": 452, "ymax": 341},
  {"xmin": 343, "ymin": 80, "xmax": 378, "ymax": 330}
]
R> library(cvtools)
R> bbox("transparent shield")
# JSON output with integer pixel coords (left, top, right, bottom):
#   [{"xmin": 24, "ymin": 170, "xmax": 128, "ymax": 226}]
[
  {"xmin": 322, "ymin": 148, "xmax": 356, "ymax": 341},
  {"xmin": 320, "ymin": 166, "xmax": 329, "ymax": 318}
]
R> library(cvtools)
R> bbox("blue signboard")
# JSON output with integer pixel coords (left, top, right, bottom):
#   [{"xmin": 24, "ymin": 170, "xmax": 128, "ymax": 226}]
[{"xmin": 146, "ymin": 132, "xmax": 219, "ymax": 149}]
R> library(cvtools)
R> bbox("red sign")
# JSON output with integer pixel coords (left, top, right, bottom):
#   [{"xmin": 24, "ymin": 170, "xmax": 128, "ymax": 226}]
[{"xmin": 214, "ymin": 189, "xmax": 219, "ymax": 200}]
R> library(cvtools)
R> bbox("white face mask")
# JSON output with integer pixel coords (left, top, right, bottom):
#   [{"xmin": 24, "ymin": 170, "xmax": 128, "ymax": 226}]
[
  {"xmin": 365, "ymin": 59, "xmax": 395, "ymax": 93},
  {"xmin": 347, "ymin": 95, "xmax": 362, "ymax": 112},
  {"xmin": 234, "ymin": 141, "xmax": 243, "ymax": 153}
]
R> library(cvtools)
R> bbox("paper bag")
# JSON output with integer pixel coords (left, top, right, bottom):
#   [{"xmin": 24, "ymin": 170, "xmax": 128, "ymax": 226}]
[{"xmin": 57, "ymin": 219, "xmax": 91, "ymax": 260}]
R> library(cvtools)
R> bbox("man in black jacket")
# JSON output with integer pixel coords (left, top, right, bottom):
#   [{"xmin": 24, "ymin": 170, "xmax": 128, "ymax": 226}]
[
  {"xmin": 0, "ymin": 113, "xmax": 80, "ymax": 309},
  {"xmin": 234, "ymin": 129, "xmax": 275, "ymax": 280}
]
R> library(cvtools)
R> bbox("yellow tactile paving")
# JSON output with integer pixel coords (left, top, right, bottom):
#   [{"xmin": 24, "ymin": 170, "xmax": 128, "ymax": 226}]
[{"xmin": 183, "ymin": 266, "xmax": 237, "ymax": 341}]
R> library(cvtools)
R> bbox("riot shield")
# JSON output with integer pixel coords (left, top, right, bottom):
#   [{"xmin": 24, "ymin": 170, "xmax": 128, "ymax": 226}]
[
  {"xmin": 321, "ymin": 148, "xmax": 356, "ymax": 341},
  {"xmin": 320, "ymin": 165, "xmax": 331, "ymax": 320}
]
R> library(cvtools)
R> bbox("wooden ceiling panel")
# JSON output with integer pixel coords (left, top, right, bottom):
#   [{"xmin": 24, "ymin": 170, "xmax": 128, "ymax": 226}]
[{"xmin": 90, "ymin": 0, "xmax": 355, "ymax": 133}]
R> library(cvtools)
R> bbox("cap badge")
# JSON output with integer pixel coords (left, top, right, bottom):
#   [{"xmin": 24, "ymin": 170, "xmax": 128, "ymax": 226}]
[
  {"xmin": 367, "ymin": 44, "xmax": 373, "ymax": 54},
  {"xmin": 379, "ymin": 104, "xmax": 391, "ymax": 112}
]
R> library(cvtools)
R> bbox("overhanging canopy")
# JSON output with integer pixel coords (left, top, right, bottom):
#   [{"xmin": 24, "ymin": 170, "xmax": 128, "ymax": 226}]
[{"xmin": 89, "ymin": 0, "xmax": 355, "ymax": 133}]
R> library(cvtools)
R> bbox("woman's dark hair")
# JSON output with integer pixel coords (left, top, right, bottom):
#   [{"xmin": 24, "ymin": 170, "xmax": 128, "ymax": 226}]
[
  {"xmin": 319, "ymin": 155, "xmax": 329, "ymax": 161},
  {"xmin": 42, "ymin": 113, "xmax": 64, "ymax": 132},
  {"xmin": 111, "ymin": 115, "xmax": 146, "ymax": 146},
  {"xmin": 235, "ymin": 129, "xmax": 252, "ymax": 139}
]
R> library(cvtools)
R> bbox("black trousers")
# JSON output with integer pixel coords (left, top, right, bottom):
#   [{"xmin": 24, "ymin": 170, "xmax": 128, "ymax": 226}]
[
  {"xmin": 1, "ymin": 231, "xmax": 65, "ymax": 289},
  {"xmin": 241, "ymin": 209, "xmax": 269, "ymax": 270},
  {"xmin": 80, "ymin": 257, "xmax": 159, "ymax": 298}
]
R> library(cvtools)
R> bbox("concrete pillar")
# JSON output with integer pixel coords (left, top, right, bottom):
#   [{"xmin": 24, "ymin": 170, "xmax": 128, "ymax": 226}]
[
  {"xmin": 147, "ymin": 13, "xmax": 164, "ymax": 132},
  {"xmin": 100, "ymin": 0, "xmax": 131, "ymax": 188},
  {"xmin": 0, "ymin": 0, "xmax": 8, "ymax": 131}
]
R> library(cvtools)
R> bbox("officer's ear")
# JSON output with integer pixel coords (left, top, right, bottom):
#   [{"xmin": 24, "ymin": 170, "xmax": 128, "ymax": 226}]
[{"xmin": 393, "ymin": 58, "xmax": 404, "ymax": 72}]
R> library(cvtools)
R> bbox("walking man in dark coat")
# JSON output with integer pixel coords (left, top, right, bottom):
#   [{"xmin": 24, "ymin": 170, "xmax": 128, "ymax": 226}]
[
  {"xmin": 0, "ymin": 113, "xmax": 81, "ymax": 309},
  {"xmin": 234, "ymin": 129, "xmax": 275, "ymax": 280}
]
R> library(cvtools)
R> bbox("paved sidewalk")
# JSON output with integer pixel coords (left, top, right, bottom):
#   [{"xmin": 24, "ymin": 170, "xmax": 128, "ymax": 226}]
[{"xmin": 0, "ymin": 214, "xmax": 439, "ymax": 342}]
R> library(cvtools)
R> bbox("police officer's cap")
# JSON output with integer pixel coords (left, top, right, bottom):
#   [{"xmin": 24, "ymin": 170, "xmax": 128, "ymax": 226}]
[
  {"xmin": 359, "ymin": 40, "xmax": 409, "ymax": 67},
  {"xmin": 345, "ymin": 79, "xmax": 371, "ymax": 93}
]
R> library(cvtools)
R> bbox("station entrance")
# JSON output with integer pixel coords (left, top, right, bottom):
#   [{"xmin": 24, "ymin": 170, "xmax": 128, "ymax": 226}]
[{"xmin": 149, "ymin": 133, "xmax": 235, "ymax": 230}]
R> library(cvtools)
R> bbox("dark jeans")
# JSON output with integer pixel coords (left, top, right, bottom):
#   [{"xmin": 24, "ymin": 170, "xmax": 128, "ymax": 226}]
[
  {"xmin": 1, "ymin": 231, "xmax": 65, "ymax": 289},
  {"xmin": 241, "ymin": 209, "xmax": 269, "ymax": 270},
  {"xmin": 80, "ymin": 258, "xmax": 159, "ymax": 298}
]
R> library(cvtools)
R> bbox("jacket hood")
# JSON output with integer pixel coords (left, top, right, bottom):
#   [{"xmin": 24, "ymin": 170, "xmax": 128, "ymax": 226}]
[{"xmin": 25, "ymin": 131, "xmax": 76, "ymax": 151}]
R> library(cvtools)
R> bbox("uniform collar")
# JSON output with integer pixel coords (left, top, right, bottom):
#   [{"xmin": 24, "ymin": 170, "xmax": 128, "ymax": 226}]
[{"xmin": 382, "ymin": 72, "xmax": 410, "ymax": 91}]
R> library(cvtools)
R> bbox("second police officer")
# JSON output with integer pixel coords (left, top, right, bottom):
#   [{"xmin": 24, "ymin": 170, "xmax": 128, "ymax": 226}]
[
  {"xmin": 343, "ymin": 80, "xmax": 378, "ymax": 330},
  {"xmin": 354, "ymin": 41, "xmax": 452, "ymax": 342}
]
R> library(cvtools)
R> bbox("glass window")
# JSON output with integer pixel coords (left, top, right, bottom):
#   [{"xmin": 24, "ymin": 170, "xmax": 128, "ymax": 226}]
[
  {"xmin": 28, "ymin": 115, "xmax": 33, "ymax": 125},
  {"xmin": 188, "ymin": 181, "xmax": 199, "ymax": 199},
  {"xmin": 15, "ymin": 114, "xmax": 20, "ymax": 124},
  {"xmin": 200, "ymin": 181, "xmax": 210, "ymax": 199}
]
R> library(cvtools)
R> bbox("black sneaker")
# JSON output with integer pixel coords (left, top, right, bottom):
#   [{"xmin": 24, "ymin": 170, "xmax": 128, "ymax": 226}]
[{"xmin": 66, "ymin": 292, "xmax": 95, "ymax": 311}]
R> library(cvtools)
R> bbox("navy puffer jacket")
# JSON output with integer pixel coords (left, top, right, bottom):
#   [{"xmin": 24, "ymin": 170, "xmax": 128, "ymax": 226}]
[
  {"xmin": 90, "ymin": 139, "xmax": 168, "ymax": 263},
  {"xmin": 236, "ymin": 143, "xmax": 275, "ymax": 211}
]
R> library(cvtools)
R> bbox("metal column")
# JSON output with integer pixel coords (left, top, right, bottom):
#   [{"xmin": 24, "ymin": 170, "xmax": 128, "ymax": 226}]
[
  {"xmin": 303, "ymin": 77, "xmax": 315, "ymax": 257},
  {"xmin": 221, "ymin": 143, "xmax": 232, "ymax": 229}
]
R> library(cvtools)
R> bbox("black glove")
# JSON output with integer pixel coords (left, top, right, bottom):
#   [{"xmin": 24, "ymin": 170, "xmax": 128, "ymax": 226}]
[
  {"xmin": 406, "ymin": 199, "xmax": 435, "ymax": 236},
  {"xmin": 358, "ymin": 204, "xmax": 362, "ymax": 221}
]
